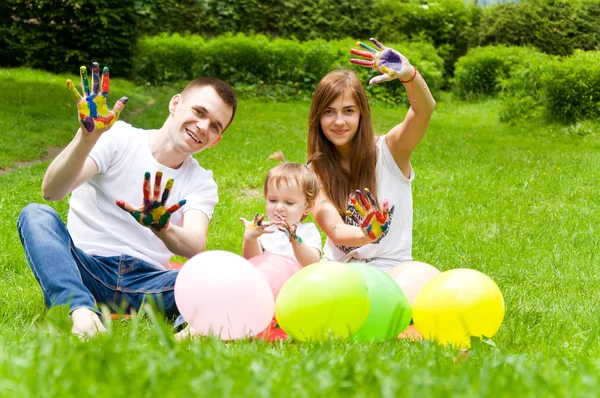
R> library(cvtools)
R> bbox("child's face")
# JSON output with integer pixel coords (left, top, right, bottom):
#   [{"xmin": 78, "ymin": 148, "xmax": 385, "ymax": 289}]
[{"xmin": 266, "ymin": 181, "xmax": 309, "ymax": 225}]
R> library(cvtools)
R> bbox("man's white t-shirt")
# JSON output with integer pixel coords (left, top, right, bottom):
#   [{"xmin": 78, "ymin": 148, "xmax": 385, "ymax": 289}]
[
  {"xmin": 258, "ymin": 223, "xmax": 322, "ymax": 261},
  {"xmin": 323, "ymin": 135, "xmax": 413, "ymax": 270},
  {"xmin": 67, "ymin": 121, "xmax": 218, "ymax": 268}
]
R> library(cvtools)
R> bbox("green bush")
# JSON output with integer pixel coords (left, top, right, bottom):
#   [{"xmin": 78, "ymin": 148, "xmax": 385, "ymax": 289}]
[
  {"xmin": 134, "ymin": 34, "xmax": 444, "ymax": 104},
  {"xmin": 134, "ymin": 0, "xmax": 471, "ymax": 82},
  {"xmin": 497, "ymin": 51, "xmax": 553, "ymax": 122},
  {"xmin": 475, "ymin": 0, "xmax": 600, "ymax": 57},
  {"xmin": 135, "ymin": 0, "xmax": 208, "ymax": 37},
  {"xmin": 135, "ymin": 34, "xmax": 205, "ymax": 84},
  {"xmin": 135, "ymin": 0, "xmax": 375, "ymax": 41},
  {"xmin": 374, "ymin": 0, "xmax": 478, "ymax": 83},
  {"xmin": 1, "ymin": 0, "xmax": 137, "ymax": 76},
  {"xmin": 453, "ymin": 46, "xmax": 539, "ymax": 100},
  {"xmin": 0, "ymin": 1, "xmax": 17, "ymax": 67},
  {"xmin": 543, "ymin": 50, "xmax": 600, "ymax": 124}
]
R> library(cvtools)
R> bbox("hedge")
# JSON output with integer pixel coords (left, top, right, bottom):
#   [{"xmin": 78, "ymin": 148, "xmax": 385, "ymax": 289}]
[{"xmin": 134, "ymin": 34, "xmax": 444, "ymax": 104}]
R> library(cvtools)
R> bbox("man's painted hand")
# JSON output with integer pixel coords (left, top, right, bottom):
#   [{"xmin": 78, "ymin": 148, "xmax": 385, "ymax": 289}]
[
  {"xmin": 350, "ymin": 38, "xmax": 414, "ymax": 85},
  {"xmin": 116, "ymin": 171, "xmax": 186, "ymax": 231},
  {"xmin": 346, "ymin": 188, "xmax": 389, "ymax": 241},
  {"xmin": 66, "ymin": 62, "xmax": 128, "ymax": 133},
  {"xmin": 239, "ymin": 213, "xmax": 275, "ymax": 239}
]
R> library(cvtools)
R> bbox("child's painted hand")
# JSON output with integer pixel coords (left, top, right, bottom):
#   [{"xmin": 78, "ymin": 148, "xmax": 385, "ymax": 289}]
[
  {"xmin": 346, "ymin": 188, "xmax": 389, "ymax": 241},
  {"xmin": 276, "ymin": 215, "xmax": 302, "ymax": 245},
  {"xmin": 350, "ymin": 38, "xmax": 415, "ymax": 85},
  {"xmin": 239, "ymin": 214, "xmax": 275, "ymax": 240},
  {"xmin": 66, "ymin": 62, "xmax": 128, "ymax": 133},
  {"xmin": 116, "ymin": 171, "xmax": 186, "ymax": 231}
]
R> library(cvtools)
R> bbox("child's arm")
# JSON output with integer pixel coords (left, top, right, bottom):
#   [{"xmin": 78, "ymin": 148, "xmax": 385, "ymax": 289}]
[
  {"xmin": 239, "ymin": 214, "xmax": 272, "ymax": 260},
  {"xmin": 277, "ymin": 216, "xmax": 321, "ymax": 267},
  {"xmin": 291, "ymin": 241, "xmax": 321, "ymax": 267}
]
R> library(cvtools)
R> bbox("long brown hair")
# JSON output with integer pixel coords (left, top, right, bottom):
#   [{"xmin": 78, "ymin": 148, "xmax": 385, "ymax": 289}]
[{"xmin": 307, "ymin": 70, "xmax": 378, "ymax": 215}]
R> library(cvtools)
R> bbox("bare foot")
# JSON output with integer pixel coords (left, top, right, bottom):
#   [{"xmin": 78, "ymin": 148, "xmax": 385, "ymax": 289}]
[
  {"xmin": 71, "ymin": 308, "xmax": 106, "ymax": 338},
  {"xmin": 398, "ymin": 325, "xmax": 423, "ymax": 341},
  {"xmin": 174, "ymin": 324, "xmax": 201, "ymax": 340}
]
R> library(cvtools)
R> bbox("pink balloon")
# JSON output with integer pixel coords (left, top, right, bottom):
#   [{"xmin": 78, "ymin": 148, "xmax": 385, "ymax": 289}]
[
  {"xmin": 387, "ymin": 261, "xmax": 441, "ymax": 305},
  {"xmin": 248, "ymin": 254, "xmax": 302, "ymax": 300},
  {"xmin": 174, "ymin": 251, "xmax": 275, "ymax": 340}
]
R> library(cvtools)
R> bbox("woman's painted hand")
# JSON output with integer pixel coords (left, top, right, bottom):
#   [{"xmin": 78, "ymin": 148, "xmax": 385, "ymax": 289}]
[
  {"xmin": 66, "ymin": 62, "xmax": 128, "ymax": 133},
  {"xmin": 239, "ymin": 214, "xmax": 275, "ymax": 240},
  {"xmin": 350, "ymin": 38, "xmax": 414, "ymax": 85},
  {"xmin": 116, "ymin": 171, "xmax": 186, "ymax": 231},
  {"xmin": 346, "ymin": 188, "xmax": 389, "ymax": 241}
]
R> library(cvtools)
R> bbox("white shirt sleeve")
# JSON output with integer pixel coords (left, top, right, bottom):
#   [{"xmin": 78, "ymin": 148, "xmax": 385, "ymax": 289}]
[
  {"xmin": 88, "ymin": 121, "xmax": 130, "ymax": 174},
  {"xmin": 181, "ymin": 174, "xmax": 218, "ymax": 220},
  {"xmin": 298, "ymin": 223, "xmax": 323, "ymax": 254}
]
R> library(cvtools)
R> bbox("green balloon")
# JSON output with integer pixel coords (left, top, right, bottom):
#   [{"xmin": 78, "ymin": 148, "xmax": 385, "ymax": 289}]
[
  {"xmin": 275, "ymin": 262, "xmax": 370, "ymax": 341},
  {"xmin": 348, "ymin": 263, "xmax": 412, "ymax": 343}
]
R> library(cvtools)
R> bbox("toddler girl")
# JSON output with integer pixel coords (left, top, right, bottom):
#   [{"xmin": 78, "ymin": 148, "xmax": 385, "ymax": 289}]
[{"xmin": 239, "ymin": 152, "xmax": 322, "ymax": 267}]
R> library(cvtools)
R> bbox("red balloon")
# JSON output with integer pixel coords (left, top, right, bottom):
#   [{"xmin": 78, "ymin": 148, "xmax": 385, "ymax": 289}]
[
  {"xmin": 255, "ymin": 317, "xmax": 289, "ymax": 341},
  {"xmin": 248, "ymin": 254, "xmax": 302, "ymax": 300},
  {"xmin": 168, "ymin": 261, "xmax": 184, "ymax": 270}
]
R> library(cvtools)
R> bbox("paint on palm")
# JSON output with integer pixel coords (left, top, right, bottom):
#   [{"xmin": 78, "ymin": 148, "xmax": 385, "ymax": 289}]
[
  {"xmin": 350, "ymin": 38, "xmax": 411, "ymax": 85},
  {"xmin": 66, "ymin": 62, "xmax": 128, "ymax": 132},
  {"xmin": 336, "ymin": 189, "xmax": 393, "ymax": 254},
  {"xmin": 116, "ymin": 171, "xmax": 187, "ymax": 231},
  {"xmin": 276, "ymin": 215, "xmax": 302, "ymax": 245}
]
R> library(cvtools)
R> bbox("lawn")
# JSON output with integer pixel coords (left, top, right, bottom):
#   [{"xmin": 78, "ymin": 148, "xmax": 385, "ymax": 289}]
[{"xmin": 1, "ymin": 68, "xmax": 599, "ymax": 396}]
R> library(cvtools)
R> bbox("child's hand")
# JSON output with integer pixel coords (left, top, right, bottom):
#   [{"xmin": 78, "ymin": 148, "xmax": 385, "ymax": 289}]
[
  {"xmin": 66, "ymin": 62, "xmax": 128, "ymax": 133},
  {"xmin": 346, "ymin": 188, "xmax": 389, "ymax": 241},
  {"xmin": 350, "ymin": 38, "xmax": 415, "ymax": 85},
  {"xmin": 239, "ymin": 214, "xmax": 274, "ymax": 240},
  {"xmin": 116, "ymin": 171, "xmax": 186, "ymax": 231},
  {"xmin": 275, "ymin": 215, "xmax": 302, "ymax": 244}
]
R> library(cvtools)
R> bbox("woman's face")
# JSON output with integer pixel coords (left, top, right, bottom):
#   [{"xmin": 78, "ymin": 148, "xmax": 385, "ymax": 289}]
[{"xmin": 319, "ymin": 90, "xmax": 361, "ymax": 155}]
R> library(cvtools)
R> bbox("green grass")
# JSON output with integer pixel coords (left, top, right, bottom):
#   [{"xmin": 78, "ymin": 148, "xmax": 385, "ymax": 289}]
[{"xmin": 1, "ymin": 68, "xmax": 600, "ymax": 396}]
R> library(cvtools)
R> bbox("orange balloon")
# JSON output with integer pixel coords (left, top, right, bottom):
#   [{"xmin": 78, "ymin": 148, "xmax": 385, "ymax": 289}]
[{"xmin": 387, "ymin": 261, "xmax": 441, "ymax": 305}]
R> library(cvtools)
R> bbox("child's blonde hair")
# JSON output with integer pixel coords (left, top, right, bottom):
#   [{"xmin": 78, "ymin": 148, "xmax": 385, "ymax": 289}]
[{"xmin": 264, "ymin": 152, "xmax": 320, "ymax": 221}]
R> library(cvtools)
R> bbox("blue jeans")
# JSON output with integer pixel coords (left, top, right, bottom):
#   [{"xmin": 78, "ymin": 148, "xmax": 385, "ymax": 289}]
[{"xmin": 17, "ymin": 203, "xmax": 180, "ymax": 319}]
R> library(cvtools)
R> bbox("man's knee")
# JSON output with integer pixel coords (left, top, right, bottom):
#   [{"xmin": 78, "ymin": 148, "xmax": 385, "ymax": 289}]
[{"xmin": 18, "ymin": 203, "xmax": 57, "ymax": 225}]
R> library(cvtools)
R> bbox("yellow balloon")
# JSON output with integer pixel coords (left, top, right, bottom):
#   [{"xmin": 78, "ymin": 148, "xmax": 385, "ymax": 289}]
[{"xmin": 412, "ymin": 269, "xmax": 505, "ymax": 347}]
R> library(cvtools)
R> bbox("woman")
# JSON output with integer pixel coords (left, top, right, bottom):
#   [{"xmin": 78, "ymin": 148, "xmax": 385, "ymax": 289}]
[{"xmin": 308, "ymin": 38, "xmax": 436, "ymax": 271}]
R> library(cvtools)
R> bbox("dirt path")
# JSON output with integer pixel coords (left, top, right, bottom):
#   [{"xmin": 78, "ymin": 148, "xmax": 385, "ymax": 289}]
[
  {"xmin": 0, "ymin": 146, "xmax": 65, "ymax": 177},
  {"xmin": 0, "ymin": 102, "xmax": 154, "ymax": 177}
]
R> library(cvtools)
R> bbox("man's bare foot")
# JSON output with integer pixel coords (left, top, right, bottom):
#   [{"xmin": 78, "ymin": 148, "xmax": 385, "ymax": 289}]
[
  {"xmin": 398, "ymin": 324, "xmax": 423, "ymax": 341},
  {"xmin": 174, "ymin": 324, "xmax": 201, "ymax": 340},
  {"xmin": 71, "ymin": 308, "xmax": 106, "ymax": 338}
]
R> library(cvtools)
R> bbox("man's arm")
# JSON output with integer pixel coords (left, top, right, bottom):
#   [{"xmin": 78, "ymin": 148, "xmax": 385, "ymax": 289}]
[
  {"xmin": 152, "ymin": 209, "xmax": 209, "ymax": 258},
  {"xmin": 43, "ymin": 62, "xmax": 127, "ymax": 201},
  {"xmin": 42, "ymin": 128, "xmax": 100, "ymax": 201}
]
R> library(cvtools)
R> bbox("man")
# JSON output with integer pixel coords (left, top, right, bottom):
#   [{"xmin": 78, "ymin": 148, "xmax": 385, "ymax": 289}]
[{"xmin": 17, "ymin": 62, "xmax": 237, "ymax": 337}]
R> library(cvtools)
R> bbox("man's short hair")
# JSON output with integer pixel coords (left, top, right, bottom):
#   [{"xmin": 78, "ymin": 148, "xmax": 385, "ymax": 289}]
[{"xmin": 181, "ymin": 77, "xmax": 238, "ymax": 129}]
